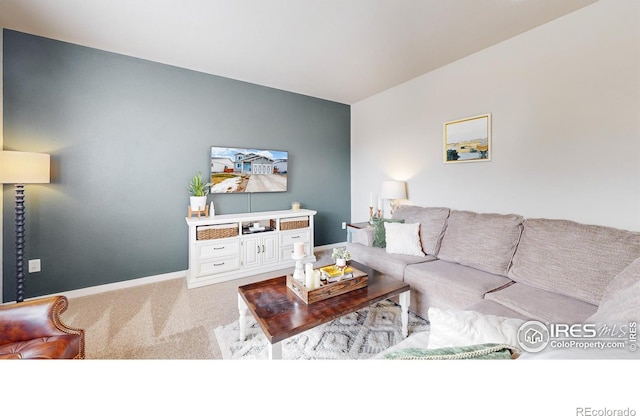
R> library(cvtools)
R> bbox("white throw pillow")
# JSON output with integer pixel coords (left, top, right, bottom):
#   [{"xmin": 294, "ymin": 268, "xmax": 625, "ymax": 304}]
[
  {"xmin": 384, "ymin": 222, "xmax": 425, "ymax": 257},
  {"xmin": 427, "ymin": 307, "xmax": 525, "ymax": 349},
  {"xmin": 586, "ymin": 257, "xmax": 640, "ymax": 324},
  {"xmin": 586, "ymin": 281, "xmax": 640, "ymax": 324}
]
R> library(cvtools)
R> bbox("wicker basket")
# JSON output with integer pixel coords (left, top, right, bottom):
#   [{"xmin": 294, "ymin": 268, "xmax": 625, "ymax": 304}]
[
  {"xmin": 274, "ymin": 216, "xmax": 309, "ymax": 231},
  {"xmin": 196, "ymin": 224, "xmax": 239, "ymax": 240}
]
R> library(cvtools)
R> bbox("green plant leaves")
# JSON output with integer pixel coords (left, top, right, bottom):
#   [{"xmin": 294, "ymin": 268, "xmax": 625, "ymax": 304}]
[{"xmin": 188, "ymin": 171, "xmax": 212, "ymax": 196}]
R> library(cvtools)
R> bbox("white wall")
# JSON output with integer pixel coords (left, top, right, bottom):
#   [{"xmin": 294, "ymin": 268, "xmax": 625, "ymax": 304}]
[{"xmin": 351, "ymin": 0, "xmax": 640, "ymax": 231}]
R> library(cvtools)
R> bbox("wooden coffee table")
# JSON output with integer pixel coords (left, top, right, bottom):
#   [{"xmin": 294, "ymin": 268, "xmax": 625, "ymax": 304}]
[{"xmin": 237, "ymin": 261, "xmax": 410, "ymax": 359}]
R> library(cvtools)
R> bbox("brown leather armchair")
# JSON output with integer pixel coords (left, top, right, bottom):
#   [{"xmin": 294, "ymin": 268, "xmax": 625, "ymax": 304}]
[{"xmin": 0, "ymin": 295, "xmax": 85, "ymax": 359}]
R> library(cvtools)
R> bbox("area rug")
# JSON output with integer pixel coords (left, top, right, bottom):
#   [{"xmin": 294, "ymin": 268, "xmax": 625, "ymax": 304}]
[{"xmin": 214, "ymin": 300, "xmax": 430, "ymax": 359}]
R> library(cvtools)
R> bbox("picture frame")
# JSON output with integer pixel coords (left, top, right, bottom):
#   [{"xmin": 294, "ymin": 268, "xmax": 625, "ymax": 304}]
[
  {"xmin": 444, "ymin": 113, "xmax": 491, "ymax": 163},
  {"xmin": 210, "ymin": 146, "xmax": 288, "ymax": 193}
]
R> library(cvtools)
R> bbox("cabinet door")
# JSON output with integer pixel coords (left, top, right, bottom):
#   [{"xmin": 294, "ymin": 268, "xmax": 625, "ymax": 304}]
[
  {"xmin": 243, "ymin": 236, "xmax": 261, "ymax": 268},
  {"xmin": 261, "ymin": 233, "xmax": 278, "ymax": 266},
  {"xmin": 243, "ymin": 234, "xmax": 279, "ymax": 268}
]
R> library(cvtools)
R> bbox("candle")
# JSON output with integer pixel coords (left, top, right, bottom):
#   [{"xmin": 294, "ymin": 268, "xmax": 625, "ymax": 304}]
[
  {"xmin": 305, "ymin": 263, "xmax": 314, "ymax": 288},
  {"xmin": 313, "ymin": 270, "xmax": 321, "ymax": 289},
  {"xmin": 294, "ymin": 242, "xmax": 305, "ymax": 257},
  {"xmin": 378, "ymin": 197, "xmax": 382, "ymax": 211}
]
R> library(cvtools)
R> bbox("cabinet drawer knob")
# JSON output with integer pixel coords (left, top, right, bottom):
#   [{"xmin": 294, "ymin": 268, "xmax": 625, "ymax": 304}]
[{"xmin": 214, "ymin": 262, "xmax": 225, "ymax": 266}]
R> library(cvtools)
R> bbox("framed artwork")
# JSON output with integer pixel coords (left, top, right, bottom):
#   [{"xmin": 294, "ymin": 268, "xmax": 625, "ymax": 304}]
[{"xmin": 444, "ymin": 113, "xmax": 491, "ymax": 163}]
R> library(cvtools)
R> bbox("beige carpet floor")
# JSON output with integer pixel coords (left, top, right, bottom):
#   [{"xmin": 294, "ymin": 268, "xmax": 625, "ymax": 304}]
[{"xmin": 61, "ymin": 250, "xmax": 334, "ymax": 359}]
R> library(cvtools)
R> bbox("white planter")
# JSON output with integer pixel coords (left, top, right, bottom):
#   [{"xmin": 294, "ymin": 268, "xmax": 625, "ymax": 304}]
[
  {"xmin": 190, "ymin": 196, "xmax": 207, "ymax": 211},
  {"xmin": 335, "ymin": 258, "xmax": 347, "ymax": 268}
]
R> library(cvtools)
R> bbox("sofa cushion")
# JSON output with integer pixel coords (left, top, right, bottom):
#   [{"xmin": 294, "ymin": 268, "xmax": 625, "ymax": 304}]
[
  {"xmin": 466, "ymin": 299, "xmax": 532, "ymax": 321},
  {"xmin": 586, "ymin": 257, "xmax": 640, "ymax": 324},
  {"xmin": 392, "ymin": 206, "xmax": 450, "ymax": 255},
  {"xmin": 508, "ymin": 218, "xmax": 640, "ymax": 305},
  {"xmin": 484, "ymin": 282, "xmax": 597, "ymax": 324},
  {"xmin": 384, "ymin": 222, "xmax": 426, "ymax": 257},
  {"xmin": 437, "ymin": 210, "xmax": 523, "ymax": 276},
  {"xmin": 404, "ymin": 260, "xmax": 513, "ymax": 318},
  {"xmin": 427, "ymin": 307, "xmax": 525, "ymax": 349},
  {"xmin": 371, "ymin": 217, "xmax": 404, "ymax": 248},
  {"xmin": 346, "ymin": 243, "xmax": 435, "ymax": 281}
]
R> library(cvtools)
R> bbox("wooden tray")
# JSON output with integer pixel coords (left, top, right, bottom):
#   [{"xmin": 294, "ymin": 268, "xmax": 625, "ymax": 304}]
[{"xmin": 286, "ymin": 266, "xmax": 368, "ymax": 304}]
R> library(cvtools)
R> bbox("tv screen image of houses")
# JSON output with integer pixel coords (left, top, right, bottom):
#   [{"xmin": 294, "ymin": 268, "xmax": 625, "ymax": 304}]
[{"xmin": 210, "ymin": 146, "xmax": 288, "ymax": 193}]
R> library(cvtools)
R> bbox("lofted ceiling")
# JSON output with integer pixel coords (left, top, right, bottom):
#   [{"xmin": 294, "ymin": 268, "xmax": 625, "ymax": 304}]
[{"xmin": 0, "ymin": 0, "xmax": 598, "ymax": 104}]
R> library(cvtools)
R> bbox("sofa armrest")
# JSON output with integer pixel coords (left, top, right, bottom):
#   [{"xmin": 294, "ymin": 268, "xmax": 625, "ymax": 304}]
[
  {"xmin": 351, "ymin": 227, "xmax": 374, "ymax": 246},
  {"xmin": 0, "ymin": 296, "xmax": 84, "ymax": 348}
]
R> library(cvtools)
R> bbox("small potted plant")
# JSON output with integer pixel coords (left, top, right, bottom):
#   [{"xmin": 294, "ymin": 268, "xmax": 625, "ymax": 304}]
[
  {"xmin": 332, "ymin": 247, "xmax": 352, "ymax": 268},
  {"xmin": 188, "ymin": 171, "xmax": 212, "ymax": 212}
]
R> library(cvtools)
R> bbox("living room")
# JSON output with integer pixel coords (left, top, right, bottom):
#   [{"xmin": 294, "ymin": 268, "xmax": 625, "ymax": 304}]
[{"xmin": 1, "ymin": 0, "xmax": 638, "ymax": 413}]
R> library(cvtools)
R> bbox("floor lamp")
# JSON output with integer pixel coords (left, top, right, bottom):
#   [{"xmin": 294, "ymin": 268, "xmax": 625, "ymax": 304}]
[{"xmin": 0, "ymin": 151, "xmax": 50, "ymax": 302}]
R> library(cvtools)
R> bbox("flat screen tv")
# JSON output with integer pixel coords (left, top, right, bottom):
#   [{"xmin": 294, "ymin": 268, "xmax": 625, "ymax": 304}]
[{"xmin": 210, "ymin": 146, "xmax": 288, "ymax": 193}]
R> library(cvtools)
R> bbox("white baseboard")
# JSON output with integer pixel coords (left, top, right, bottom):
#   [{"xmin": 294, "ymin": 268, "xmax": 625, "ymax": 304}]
[
  {"xmin": 50, "ymin": 270, "xmax": 186, "ymax": 300},
  {"xmin": 28, "ymin": 242, "xmax": 346, "ymax": 300},
  {"xmin": 314, "ymin": 242, "xmax": 346, "ymax": 252}
]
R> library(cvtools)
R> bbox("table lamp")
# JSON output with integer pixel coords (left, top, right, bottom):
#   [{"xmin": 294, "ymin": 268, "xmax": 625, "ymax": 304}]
[
  {"xmin": 380, "ymin": 180, "xmax": 407, "ymax": 216},
  {"xmin": 0, "ymin": 151, "xmax": 50, "ymax": 302}
]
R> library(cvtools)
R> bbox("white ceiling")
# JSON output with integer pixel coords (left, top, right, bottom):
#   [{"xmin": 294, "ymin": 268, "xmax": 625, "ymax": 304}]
[{"xmin": 0, "ymin": 0, "xmax": 598, "ymax": 104}]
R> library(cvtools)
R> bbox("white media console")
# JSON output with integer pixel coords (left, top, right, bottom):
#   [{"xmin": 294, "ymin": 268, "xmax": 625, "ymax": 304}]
[{"xmin": 185, "ymin": 209, "xmax": 317, "ymax": 288}]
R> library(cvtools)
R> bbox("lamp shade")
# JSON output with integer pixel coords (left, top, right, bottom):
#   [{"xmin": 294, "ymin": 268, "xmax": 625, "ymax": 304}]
[
  {"xmin": 0, "ymin": 151, "xmax": 50, "ymax": 184},
  {"xmin": 380, "ymin": 181, "xmax": 406, "ymax": 200}
]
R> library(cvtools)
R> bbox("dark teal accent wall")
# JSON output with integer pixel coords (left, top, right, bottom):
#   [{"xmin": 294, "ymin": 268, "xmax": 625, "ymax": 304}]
[{"xmin": 2, "ymin": 30, "xmax": 350, "ymax": 302}]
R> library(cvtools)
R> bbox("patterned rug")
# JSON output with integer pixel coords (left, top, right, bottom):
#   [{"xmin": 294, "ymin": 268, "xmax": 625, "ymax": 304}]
[{"xmin": 214, "ymin": 300, "xmax": 430, "ymax": 359}]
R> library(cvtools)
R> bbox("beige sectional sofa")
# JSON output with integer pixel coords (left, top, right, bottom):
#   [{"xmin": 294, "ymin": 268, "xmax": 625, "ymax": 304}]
[{"xmin": 347, "ymin": 205, "xmax": 640, "ymax": 325}]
